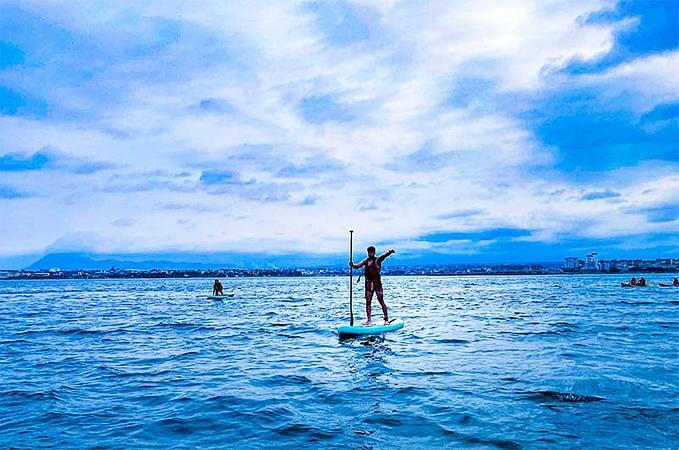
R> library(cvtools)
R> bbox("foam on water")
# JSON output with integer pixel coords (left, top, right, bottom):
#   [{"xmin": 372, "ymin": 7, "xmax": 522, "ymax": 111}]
[{"xmin": 0, "ymin": 275, "xmax": 677, "ymax": 448}]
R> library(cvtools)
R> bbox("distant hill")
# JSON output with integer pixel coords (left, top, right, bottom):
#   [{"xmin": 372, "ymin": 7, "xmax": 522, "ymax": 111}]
[
  {"xmin": 24, "ymin": 251, "xmax": 567, "ymax": 271},
  {"xmin": 27, "ymin": 253, "xmax": 216, "ymax": 271},
  {"xmin": 25, "ymin": 252, "xmax": 344, "ymax": 271}
]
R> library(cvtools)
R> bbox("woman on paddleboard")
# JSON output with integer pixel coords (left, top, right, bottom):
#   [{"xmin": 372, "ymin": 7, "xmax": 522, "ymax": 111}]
[{"xmin": 349, "ymin": 246, "xmax": 395, "ymax": 325}]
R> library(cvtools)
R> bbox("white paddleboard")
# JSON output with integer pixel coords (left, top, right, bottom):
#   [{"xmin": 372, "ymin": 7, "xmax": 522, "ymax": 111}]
[
  {"xmin": 207, "ymin": 294, "xmax": 234, "ymax": 300},
  {"xmin": 337, "ymin": 320, "xmax": 404, "ymax": 337}
]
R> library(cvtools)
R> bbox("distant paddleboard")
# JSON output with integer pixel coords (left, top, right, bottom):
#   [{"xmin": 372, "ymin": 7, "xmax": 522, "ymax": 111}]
[
  {"xmin": 207, "ymin": 294, "xmax": 234, "ymax": 300},
  {"xmin": 337, "ymin": 320, "xmax": 404, "ymax": 337},
  {"xmin": 621, "ymin": 283, "xmax": 655, "ymax": 288}
]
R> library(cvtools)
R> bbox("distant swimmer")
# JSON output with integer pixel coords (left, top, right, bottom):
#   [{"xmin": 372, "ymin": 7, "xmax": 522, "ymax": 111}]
[
  {"xmin": 213, "ymin": 279, "xmax": 224, "ymax": 296},
  {"xmin": 349, "ymin": 246, "xmax": 395, "ymax": 326}
]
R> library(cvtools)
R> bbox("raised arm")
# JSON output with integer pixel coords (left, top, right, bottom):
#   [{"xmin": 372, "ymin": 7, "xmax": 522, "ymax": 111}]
[
  {"xmin": 377, "ymin": 249, "xmax": 395, "ymax": 264},
  {"xmin": 349, "ymin": 258, "xmax": 367, "ymax": 269}
]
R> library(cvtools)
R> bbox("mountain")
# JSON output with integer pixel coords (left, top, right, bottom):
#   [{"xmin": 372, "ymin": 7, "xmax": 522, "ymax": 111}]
[
  {"xmin": 25, "ymin": 252, "xmax": 345, "ymax": 271},
  {"xmin": 24, "ymin": 251, "xmax": 567, "ymax": 271}
]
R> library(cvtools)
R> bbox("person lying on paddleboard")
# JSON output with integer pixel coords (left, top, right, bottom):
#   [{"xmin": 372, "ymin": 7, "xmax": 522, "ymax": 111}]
[
  {"xmin": 349, "ymin": 246, "xmax": 395, "ymax": 326},
  {"xmin": 213, "ymin": 279, "xmax": 224, "ymax": 296}
]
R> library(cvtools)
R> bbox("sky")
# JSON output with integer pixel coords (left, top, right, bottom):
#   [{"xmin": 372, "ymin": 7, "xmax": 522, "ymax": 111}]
[{"xmin": 0, "ymin": 0, "xmax": 678, "ymax": 268}]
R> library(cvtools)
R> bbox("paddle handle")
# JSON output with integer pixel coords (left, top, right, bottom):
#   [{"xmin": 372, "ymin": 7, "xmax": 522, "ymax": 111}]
[{"xmin": 349, "ymin": 230, "xmax": 354, "ymax": 326}]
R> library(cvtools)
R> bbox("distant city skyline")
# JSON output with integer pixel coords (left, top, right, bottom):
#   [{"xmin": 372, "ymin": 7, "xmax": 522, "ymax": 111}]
[
  {"xmin": 1, "ymin": 1, "xmax": 677, "ymax": 268},
  {"xmin": 0, "ymin": 249, "xmax": 675, "ymax": 272}
]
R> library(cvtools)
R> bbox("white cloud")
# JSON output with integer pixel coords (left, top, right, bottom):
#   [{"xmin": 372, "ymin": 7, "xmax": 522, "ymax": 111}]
[
  {"xmin": 578, "ymin": 50, "xmax": 679, "ymax": 113},
  {"xmin": 0, "ymin": 0, "xmax": 675, "ymax": 258}
]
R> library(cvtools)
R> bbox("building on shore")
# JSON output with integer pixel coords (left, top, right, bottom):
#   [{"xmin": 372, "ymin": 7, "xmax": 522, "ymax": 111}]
[
  {"xmin": 563, "ymin": 254, "xmax": 679, "ymax": 273},
  {"xmin": 564, "ymin": 257, "xmax": 580, "ymax": 271}
]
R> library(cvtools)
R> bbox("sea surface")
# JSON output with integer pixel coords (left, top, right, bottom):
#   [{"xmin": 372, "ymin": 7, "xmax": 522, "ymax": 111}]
[{"xmin": 1, "ymin": 275, "xmax": 677, "ymax": 449}]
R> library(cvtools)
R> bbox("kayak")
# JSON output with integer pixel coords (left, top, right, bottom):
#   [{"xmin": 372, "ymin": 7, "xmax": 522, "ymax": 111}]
[
  {"xmin": 207, "ymin": 294, "xmax": 234, "ymax": 300},
  {"xmin": 621, "ymin": 283, "xmax": 655, "ymax": 287},
  {"xmin": 337, "ymin": 320, "xmax": 404, "ymax": 337},
  {"xmin": 659, "ymin": 283, "xmax": 679, "ymax": 287}
]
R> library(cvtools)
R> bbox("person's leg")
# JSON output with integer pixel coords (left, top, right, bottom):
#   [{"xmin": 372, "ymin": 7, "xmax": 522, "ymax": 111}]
[
  {"xmin": 364, "ymin": 287, "xmax": 374, "ymax": 325},
  {"xmin": 376, "ymin": 290, "xmax": 388, "ymax": 323}
]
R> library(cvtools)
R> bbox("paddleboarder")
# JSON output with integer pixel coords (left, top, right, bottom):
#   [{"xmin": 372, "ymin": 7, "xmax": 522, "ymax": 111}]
[{"xmin": 349, "ymin": 246, "xmax": 395, "ymax": 325}]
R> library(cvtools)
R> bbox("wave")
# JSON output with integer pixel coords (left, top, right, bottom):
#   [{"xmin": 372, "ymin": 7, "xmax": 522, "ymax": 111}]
[
  {"xmin": 435, "ymin": 338, "xmax": 470, "ymax": 344},
  {"xmin": 253, "ymin": 374, "xmax": 312, "ymax": 387},
  {"xmin": 523, "ymin": 390, "xmax": 605, "ymax": 403},
  {"xmin": 271, "ymin": 423, "xmax": 335, "ymax": 440}
]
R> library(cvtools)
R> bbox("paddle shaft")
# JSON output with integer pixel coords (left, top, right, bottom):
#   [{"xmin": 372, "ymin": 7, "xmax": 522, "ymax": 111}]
[{"xmin": 349, "ymin": 230, "xmax": 354, "ymax": 326}]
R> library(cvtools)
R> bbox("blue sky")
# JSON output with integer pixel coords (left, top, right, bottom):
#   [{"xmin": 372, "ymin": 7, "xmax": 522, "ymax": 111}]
[{"xmin": 0, "ymin": 0, "xmax": 677, "ymax": 268}]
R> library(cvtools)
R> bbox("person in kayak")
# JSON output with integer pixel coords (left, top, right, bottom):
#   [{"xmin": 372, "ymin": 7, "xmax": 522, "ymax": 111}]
[
  {"xmin": 213, "ymin": 279, "xmax": 224, "ymax": 296},
  {"xmin": 349, "ymin": 246, "xmax": 396, "ymax": 325},
  {"xmin": 637, "ymin": 277, "xmax": 647, "ymax": 287}
]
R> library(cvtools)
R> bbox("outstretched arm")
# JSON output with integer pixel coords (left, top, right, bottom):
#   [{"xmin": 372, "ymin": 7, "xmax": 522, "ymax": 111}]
[
  {"xmin": 349, "ymin": 258, "xmax": 367, "ymax": 269},
  {"xmin": 377, "ymin": 249, "xmax": 395, "ymax": 264}
]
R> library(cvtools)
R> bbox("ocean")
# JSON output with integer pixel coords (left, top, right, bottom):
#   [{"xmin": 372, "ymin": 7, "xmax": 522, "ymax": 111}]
[{"xmin": 1, "ymin": 275, "xmax": 677, "ymax": 448}]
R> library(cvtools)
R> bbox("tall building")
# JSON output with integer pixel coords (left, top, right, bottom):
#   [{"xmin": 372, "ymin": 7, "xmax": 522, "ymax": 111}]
[
  {"xmin": 564, "ymin": 257, "xmax": 579, "ymax": 270},
  {"xmin": 585, "ymin": 252, "xmax": 598, "ymax": 271}
]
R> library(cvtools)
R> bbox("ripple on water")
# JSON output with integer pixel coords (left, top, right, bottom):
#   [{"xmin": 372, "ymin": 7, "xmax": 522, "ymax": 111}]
[{"xmin": 0, "ymin": 275, "xmax": 677, "ymax": 448}]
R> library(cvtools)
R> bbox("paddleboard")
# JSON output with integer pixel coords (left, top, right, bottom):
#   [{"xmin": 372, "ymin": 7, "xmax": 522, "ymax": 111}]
[
  {"xmin": 337, "ymin": 320, "xmax": 404, "ymax": 337},
  {"xmin": 207, "ymin": 294, "xmax": 234, "ymax": 300},
  {"xmin": 621, "ymin": 283, "xmax": 655, "ymax": 288}
]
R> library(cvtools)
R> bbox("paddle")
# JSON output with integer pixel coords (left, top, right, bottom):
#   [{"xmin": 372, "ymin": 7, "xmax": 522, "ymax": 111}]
[{"xmin": 349, "ymin": 230, "xmax": 354, "ymax": 326}]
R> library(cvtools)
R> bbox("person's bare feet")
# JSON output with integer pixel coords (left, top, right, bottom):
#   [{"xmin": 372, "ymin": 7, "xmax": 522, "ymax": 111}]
[{"xmin": 362, "ymin": 320, "xmax": 372, "ymax": 326}]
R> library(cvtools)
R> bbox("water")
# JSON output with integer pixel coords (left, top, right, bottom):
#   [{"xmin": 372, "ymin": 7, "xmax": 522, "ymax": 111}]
[{"xmin": 1, "ymin": 275, "xmax": 677, "ymax": 449}]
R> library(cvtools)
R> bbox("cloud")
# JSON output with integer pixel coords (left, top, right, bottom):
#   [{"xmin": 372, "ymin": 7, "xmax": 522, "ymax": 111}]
[
  {"xmin": 0, "ymin": 85, "xmax": 47, "ymax": 117},
  {"xmin": 436, "ymin": 209, "xmax": 484, "ymax": 220},
  {"xmin": 190, "ymin": 98, "xmax": 235, "ymax": 114},
  {"xmin": 0, "ymin": 151, "xmax": 49, "ymax": 171},
  {"xmin": 356, "ymin": 199, "xmax": 378, "ymax": 211},
  {"xmin": 299, "ymin": 195, "xmax": 317, "ymax": 206},
  {"xmin": 199, "ymin": 170, "xmax": 250, "ymax": 185},
  {"xmin": 418, "ymin": 228, "xmax": 532, "ymax": 243},
  {"xmin": 582, "ymin": 190, "xmax": 620, "ymax": 200},
  {"xmin": 578, "ymin": 50, "xmax": 679, "ymax": 112},
  {"xmin": 276, "ymin": 155, "xmax": 345, "ymax": 177},
  {"xmin": 304, "ymin": 1, "xmax": 370, "ymax": 47},
  {"xmin": 300, "ymin": 95, "xmax": 354, "ymax": 124},
  {"xmin": 0, "ymin": 184, "xmax": 30, "ymax": 199},
  {"xmin": 635, "ymin": 203, "xmax": 679, "ymax": 224},
  {"xmin": 113, "ymin": 218, "xmax": 135, "ymax": 227},
  {"xmin": 0, "ymin": 148, "xmax": 116, "ymax": 174},
  {"xmin": 0, "ymin": 0, "xmax": 676, "ymax": 260},
  {"xmin": 159, "ymin": 202, "xmax": 215, "ymax": 212}
]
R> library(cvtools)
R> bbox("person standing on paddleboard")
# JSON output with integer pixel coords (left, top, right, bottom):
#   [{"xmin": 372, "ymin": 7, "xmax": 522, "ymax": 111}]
[{"xmin": 349, "ymin": 246, "xmax": 395, "ymax": 325}]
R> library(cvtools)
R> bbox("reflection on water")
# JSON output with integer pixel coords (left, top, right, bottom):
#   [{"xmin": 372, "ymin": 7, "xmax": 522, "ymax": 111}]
[{"xmin": 0, "ymin": 274, "xmax": 677, "ymax": 448}]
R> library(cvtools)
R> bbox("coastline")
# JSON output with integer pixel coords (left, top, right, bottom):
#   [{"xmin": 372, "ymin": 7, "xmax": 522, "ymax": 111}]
[{"xmin": 2, "ymin": 267, "xmax": 678, "ymax": 280}]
